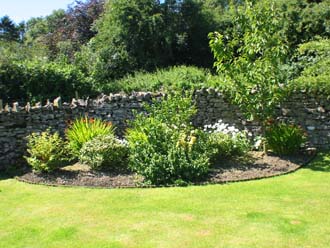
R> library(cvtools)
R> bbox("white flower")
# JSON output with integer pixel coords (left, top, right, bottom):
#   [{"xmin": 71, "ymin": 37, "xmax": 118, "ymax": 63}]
[
  {"xmin": 254, "ymin": 139, "xmax": 262, "ymax": 149},
  {"xmin": 203, "ymin": 119, "xmax": 247, "ymax": 138},
  {"xmin": 228, "ymin": 126, "xmax": 236, "ymax": 132}
]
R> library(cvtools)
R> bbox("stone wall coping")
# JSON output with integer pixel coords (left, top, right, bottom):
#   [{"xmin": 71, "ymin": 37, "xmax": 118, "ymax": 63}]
[{"xmin": 0, "ymin": 91, "xmax": 165, "ymax": 114}]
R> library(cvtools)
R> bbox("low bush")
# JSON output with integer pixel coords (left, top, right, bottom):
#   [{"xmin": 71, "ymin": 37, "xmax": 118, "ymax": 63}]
[
  {"xmin": 205, "ymin": 120, "xmax": 250, "ymax": 160},
  {"xmin": 209, "ymin": 132, "xmax": 250, "ymax": 159},
  {"xmin": 265, "ymin": 122, "xmax": 307, "ymax": 155},
  {"xmin": 79, "ymin": 135, "xmax": 129, "ymax": 171},
  {"xmin": 127, "ymin": 121, "xmax": 212, "ymax": 186},
  {"xmin": 126, "ymin": 93, "xmax": 213, "ymax": 185},
  {"xmin": 100, "ymin": 66, "xmax": 213, "ymax": 93},
  {"xmin": 25, "ymin": 130, "xmax": 72, "ymax": 172},
  {"xmin": 66, "ymin": 117, "xmax": 115, "ymax": 156}
]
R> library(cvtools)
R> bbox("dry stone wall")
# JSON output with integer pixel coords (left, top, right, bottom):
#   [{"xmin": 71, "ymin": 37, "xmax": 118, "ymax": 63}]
[
  {"xmin": 0, "ymin": 92, "xmax": 161, "ymax": 170},
  {"xmin": 194, "ymin": 88, "xmax": 330, "ymax": 147},
  {"xmin": 1, "ymin": 88, "xmax": 330, "ymax": 170}
]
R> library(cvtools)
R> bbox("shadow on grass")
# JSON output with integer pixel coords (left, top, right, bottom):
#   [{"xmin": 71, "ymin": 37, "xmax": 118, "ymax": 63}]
[
  {"xmin": 0, "ymin": 163, "xmax": 29, "ymax": 180},
  {"xmin": 304, "ymin": 152, "xmax": 330, "ymax": 172}
]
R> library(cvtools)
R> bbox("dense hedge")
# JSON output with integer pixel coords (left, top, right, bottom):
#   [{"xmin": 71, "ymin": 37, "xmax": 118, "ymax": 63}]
[
  {"xmin": 287, "ymin": 39, "xmax": 330, "ymax": 97},
  {"xmin": 0, "ymin": 60, "xmax": 94, "ymax": 103},
  {"xmin": 1, "ymin": 57, "xmax": 329, "ymax": 104}
]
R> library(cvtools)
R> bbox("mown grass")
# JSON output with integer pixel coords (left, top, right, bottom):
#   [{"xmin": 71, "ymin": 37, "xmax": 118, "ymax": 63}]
[{"xmin": 0, "ymin": 153, "xmax": 330, "ymax": 248}]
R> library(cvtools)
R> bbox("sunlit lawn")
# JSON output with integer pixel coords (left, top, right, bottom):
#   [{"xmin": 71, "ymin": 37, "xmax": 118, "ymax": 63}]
[{"xmin": 0, "ymin": 153, "xmax": 330, "ymax": 248}]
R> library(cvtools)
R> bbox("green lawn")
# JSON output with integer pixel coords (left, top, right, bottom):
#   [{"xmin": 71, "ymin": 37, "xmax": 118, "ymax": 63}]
[{"xmin": 1, "ymin": 154, "xmax": 330, "ymax": 248}]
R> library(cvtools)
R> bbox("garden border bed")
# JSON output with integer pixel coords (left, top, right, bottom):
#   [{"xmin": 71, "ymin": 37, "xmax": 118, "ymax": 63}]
[{"xmin": 16, "ymin": 152, "xmax": 316, "ymax": 189}]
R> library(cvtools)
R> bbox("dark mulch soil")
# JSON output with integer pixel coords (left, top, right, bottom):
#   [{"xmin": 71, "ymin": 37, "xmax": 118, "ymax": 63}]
[
  {"xmin": 17, "ymin": 152, "xmax": 314, "ymax": 188},
  {"xmin": 18, "ymin": 164, "xmax": 143, "ymax": 188},
  {"xmin": 209, "ymin": 152, "xmax": 312, "ymax": 183}
]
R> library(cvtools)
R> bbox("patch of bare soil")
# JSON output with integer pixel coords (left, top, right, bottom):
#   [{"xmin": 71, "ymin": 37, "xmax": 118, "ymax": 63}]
[
  {"xmin": 209, "ymin": 152, "xmax": 312, "ymax": 183},
  {"xmin": 17, "ymin": 152, "xmax": 314, "ymax": 188},
  {"xmin": 18, "ymin": 163, "xmax": 143, "ymax": 188}
]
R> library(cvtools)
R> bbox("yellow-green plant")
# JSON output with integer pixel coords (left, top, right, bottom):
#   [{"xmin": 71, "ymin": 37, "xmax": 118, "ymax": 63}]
[
  {"xmin": 66, "ymin": 117, "xmax": 115, "ymax": 156},
  {"xmin": 25, "ymin": 129, "xmax": 72, "ymax": 172}
]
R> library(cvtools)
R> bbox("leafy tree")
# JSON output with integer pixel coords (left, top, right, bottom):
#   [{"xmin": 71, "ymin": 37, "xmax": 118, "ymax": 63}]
[
  {"xmin": 89, "ymin": 0, "xmax": 218, "ymax": 81},
  {"xmin": 24, "ymin": 17, "xmax": 48, "ymax": 45},
  {"xmin": 276, "ymin": 0, "xmax": 330, "ymax": 54},
  {"xmin": 24, "ymin": 10, "xmax": 67, "ymax": 59},
  {"xmin": 17, "ymin": 21, "xmax": 26, "ymax": 41},
  {"xmin": 66, "ymin": 0, "xmax": 105, "ymax": 45},
  {"xmin": 24, "ymin": 1, "xmax": 105, "ymax": 60},
  {"xmin": 89, "ymin": 0, "xmax": 166, "ymax": 80},
  {"xmin": 209, "ymin": 0, "xmax": 288, "ymax": 150},
  {"xmin": 0, "ymin": 16, "xmax": 20, "ymax": 42},
  {"xmin": 172, "ymin": 0, "xmax": 215, "ymax": 67}
]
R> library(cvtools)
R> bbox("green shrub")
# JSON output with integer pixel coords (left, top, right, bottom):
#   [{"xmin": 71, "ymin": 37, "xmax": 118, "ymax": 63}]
[
  {"xmin": 289, "ymin": 39, "xmax": 330, "ymax": 96},
  {"xmin": 23, "ymin": 60, "xmax": 92, "ymax": 101},
  {"xmin": 79, "ymin": 135, "xmax": 129, "ymax": 171},
  {"xmin": 127, "ymin": 121, "xmax": 212, "ymax": 185},
  {"xmin": 126, "ymin": 94, "xmax": 213, "ymax": 185},
  {"xmin": 100, "ymin": 66, "xmax": 211, "ymax": 93},
  {"xmin": 265, "ymin": 122, "xmax": 307, "ymax": 155},
  {"xmin": 144, "ymin": 92, "xmax": 197, "ymax": 127},
  {"xmin": 66, "ymin": 117, "xmax": 115, "ymax": 156},
  {"xmin": 204, "ymin": 120, "xmax": 250, "ymax": 160},
  {"xmin": 209, "ymin": 132, "xmax": 250, "ymax": 159},
  {"xmin": 0, "ymin": 58, "xmax": 93, "ymax": 102},
  {"xmin": 25, "ymin": 130, "xmax": 72, "ymax": 172}
]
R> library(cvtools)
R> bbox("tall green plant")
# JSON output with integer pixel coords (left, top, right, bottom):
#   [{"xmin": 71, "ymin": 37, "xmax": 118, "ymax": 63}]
[
  {"xmin": 265, "ymin": 122, "xmax": 307, "ymax": 155},
  {"xmin": 209, "ymin": 0, "xmax": 288, "ymax": 150},
  {"xmin": 126, "ymin": 93, "xmax": 213, "ymax": 185},
  {"xmin": 66, "ymin": 117, "xmax": 115, "ymax": 156}
]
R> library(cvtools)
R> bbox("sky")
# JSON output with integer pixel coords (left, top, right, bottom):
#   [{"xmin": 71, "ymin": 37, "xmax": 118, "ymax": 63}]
[{"xmin": 0, "ymin": 0, "xmax": 75, "ymax": 24}]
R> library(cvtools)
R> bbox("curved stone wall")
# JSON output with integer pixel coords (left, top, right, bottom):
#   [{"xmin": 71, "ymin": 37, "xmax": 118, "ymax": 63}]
[{"xmin": 0, "ymin": 89, "xmax": 329, "ymax": 170}]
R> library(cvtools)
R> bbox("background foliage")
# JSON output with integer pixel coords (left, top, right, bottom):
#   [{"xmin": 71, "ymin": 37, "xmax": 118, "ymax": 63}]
[
  {"xmin": 0, "ymin": 0, "xmax": 329, "ymax": 103},
  {"xmin": 289, "ymin": 38, "xmax": 330, "ymax": 96}
]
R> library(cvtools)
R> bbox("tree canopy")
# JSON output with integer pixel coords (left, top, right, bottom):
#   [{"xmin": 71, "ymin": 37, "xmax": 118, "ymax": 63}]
[{"xmin": 0, "ymin": 0, "xmax": 329, "ymax": 102}]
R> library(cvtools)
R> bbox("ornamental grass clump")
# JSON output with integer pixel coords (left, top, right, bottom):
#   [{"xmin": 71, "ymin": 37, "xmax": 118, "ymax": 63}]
[
  {"xmin": 66, "ymin": 117, "xmax": 115, "ymax": 156},
  {"xmin": 25, "ymin": 129, "xmax": 73, "ymax": 172},
  {"xmin": 265, "ymin": 122, "xmax": 307, "ymax": 155}
]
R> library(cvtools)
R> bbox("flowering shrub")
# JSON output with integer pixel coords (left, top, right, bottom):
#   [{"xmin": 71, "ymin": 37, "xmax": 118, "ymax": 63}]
[
  {"xmin": 66, "ymin": 117, "xmax": 115, "ymax": 156},
  {"xmin": 25, "ymin": 130, "xmax": 73, "ymax": 172},
  {"xmin": 79, "ymin": 135, "xmax": 129, "ymax": 171},
  {"xmin": 205, "ymin": 120, "xmax": 250, "ymax": 159},
  {"xmin": 126, "ymin": 94, "xmax": 213, "ymax": 185},
  {"xmin": 127, "ymin": 120, "xmax": 212, "ymax": 185},
  {"xmin": 265, "ymin": 122, "xmax": 307, "ymax": 155}
]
